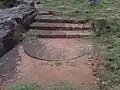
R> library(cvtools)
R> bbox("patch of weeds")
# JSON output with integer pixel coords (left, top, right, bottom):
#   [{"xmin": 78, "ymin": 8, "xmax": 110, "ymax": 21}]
[
  {"xmin": 11, "ymin": 83, "xmax": 40, "ymax": 90},
  {"xmin": 0, "ymin": 0, "xmax": 7, "ymax": 8},
  {"xmin": 22, "ymin": 30, "xmax": 37, "ymax": 41},
  {"xmin": 0, "ymin": 0, "xmax": 15, "ymax": 8},
  {"xmin": 58, "ymin": 82, "xmax": 80, "ymax": 90},
  {"xmin": 98, "ymin": 19, "xmax": 120, "ymax": 70},
  {"xmin": 96, "ymin": 18, "xmax": 120, "ymax": 89},
  {"xmin": 10, "ymin": 82, "xmax": 91, "ymax": 90},
  {"xmin": 57, "ymin": 82, "xmax": 90, "ymax": 90},
  {"xmin": 50, "ymin": 82, "xmax": 91, "ymax": 90}
]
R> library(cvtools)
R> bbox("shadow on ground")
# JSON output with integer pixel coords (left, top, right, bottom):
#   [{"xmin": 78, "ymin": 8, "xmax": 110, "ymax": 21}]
[{"xmin": 0, "ymin": 45, "xmax": 21, "ymax": 86}]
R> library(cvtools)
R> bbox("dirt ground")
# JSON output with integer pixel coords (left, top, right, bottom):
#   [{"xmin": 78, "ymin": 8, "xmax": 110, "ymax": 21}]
[{"xmin": 0, "ymin": 38, "xmax": 100, "ymax": 90}]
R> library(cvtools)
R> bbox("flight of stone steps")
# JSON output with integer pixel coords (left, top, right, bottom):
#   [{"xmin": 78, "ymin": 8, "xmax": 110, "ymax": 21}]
[{"xmin": 29, "ymin": 3, "xmax": 92, "ymax": 39}]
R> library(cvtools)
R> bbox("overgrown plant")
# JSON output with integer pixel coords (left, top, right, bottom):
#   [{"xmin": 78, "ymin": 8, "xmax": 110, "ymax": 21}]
[
  {"xmin": 96, "ymin": 18, "xmax": 120, "ymax": 89},
  {"xmin": 0, "ymin": 0, "xmax": 16, "ymax": 8}
]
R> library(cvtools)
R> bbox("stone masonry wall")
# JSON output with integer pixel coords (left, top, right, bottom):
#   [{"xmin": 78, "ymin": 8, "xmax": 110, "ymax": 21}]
[{"xmin": 0, "ymin": 1, "xmax": 37, "ymax": 56}]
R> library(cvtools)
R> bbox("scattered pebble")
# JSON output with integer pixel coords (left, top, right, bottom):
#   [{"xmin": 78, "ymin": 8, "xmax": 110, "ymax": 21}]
[
  {"xmin": 92, "ymin": 67, "xmax": 97, "ymax": 72},
  {"xmin": 93, "ymin": 73, "xmax": 98, "ymax": 76},
  {"xmin": 91, "ymin": 63, "xmax": 95, "ymax": 66}
]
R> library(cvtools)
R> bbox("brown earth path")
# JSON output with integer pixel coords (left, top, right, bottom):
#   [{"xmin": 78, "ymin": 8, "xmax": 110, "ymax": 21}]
[
  {"xmin": 0, "ymin": 39, "xmax": 99, "ymax": 90},
  {"xmin": 0, "ymin": 1, "xmax": 101, "ymax": 90}
]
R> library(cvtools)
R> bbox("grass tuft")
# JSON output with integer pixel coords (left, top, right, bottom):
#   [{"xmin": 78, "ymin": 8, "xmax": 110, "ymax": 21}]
[
  {"xmin": 10, "ymin": 82, "xmax": 91, "ymax": 90},
  {"xmin": 11, "ymin": 83, "xmax": 40, "ymax": 90}
]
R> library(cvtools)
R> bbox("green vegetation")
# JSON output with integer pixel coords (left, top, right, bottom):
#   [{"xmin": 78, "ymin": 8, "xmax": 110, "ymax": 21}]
[
  {"xmin": 11, "ymin": 83, "xmax": 40, "ymax": 90},
  {"xmin": 45, "ymin": 0, "xmax": 120, "ymax": 19},
  {"xmin": 97, "ymin": 18, "xmax": 120, "ymax": 90},
  {"xmin": 0, "ymin": 0, "xmax": 15, "ymax": 8},
  {"xmin": 10, "ymin": 82, "xmax": 90, "ymax": 90},
  {"xmin": 45, "ymin": 0, "xmax": 120, "ymax": 90},
  {"xmin": 0, "ymin": 0, "xmax": 7, "ymax": 7},
  {"xmin": 11, "ymin": 83, "xmax": 41, "ymax": 90}
]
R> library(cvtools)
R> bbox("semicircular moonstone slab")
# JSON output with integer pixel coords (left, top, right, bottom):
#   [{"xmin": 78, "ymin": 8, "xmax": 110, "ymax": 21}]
[{"xmin": 23, "ymin": 39, "xmax": 88, "ymax": 61}]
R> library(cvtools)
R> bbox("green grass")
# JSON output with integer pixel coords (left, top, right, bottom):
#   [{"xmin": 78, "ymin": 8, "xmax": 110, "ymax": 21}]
[
  {"xmin": 10, "ymin": 82, "xmax": 90, "ymax": 90},
  {"xmin": 0, "ymin": 0, "xmax": 6, "ymax": 8},
  {"xmin": 11, "ymin": 83, "xmax": 40, "ymax": 90},
  {"xmin": 45, "ymin": 0, "xmax": 120, "ymax": 19},
  {"xmin": 0, "ymin": 0, "xmax": 15, "ymax": 8},
  {"xmin": 97, "ymin": 19, "xmax": 120, "ymax": 71},
  {"xmin": 0, "ymin": 0, "xmax": 8, "ymax": 6},
  {"xmin": 95, "ymin": 19, "xmax": 120, "ymax": 90}
]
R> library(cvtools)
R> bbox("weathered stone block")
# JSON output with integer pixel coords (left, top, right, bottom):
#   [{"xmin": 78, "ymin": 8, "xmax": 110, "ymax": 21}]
[{"xmin": 0, "ymin": 4, "xmax": 37, "ymax": 56}]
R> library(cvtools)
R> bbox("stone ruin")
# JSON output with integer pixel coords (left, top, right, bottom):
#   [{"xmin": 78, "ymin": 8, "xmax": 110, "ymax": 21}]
[{"xmin": 0, "ymin": 0, "xmax": 37, "ymax": 56}]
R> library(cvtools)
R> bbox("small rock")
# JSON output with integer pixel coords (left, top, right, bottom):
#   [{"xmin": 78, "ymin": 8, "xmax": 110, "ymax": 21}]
[
  {"xmin": 84, "ymin": 9, "xmax": 91, "ymax": 13},
  {"xmin": 93, "ymin": 72, "xmax": 97, "ymax": 76},
  {"xmin": 88, "ymin": 59, "xmax": 93, "ymax": 61},
  {"xmin": 96, "ymin": 78, "xmax": 100, "ymax": 81},
  {"xmin": 93, "ymin": 67, "xmax": 97, "ymax": 72},
  {"xmin": 101, "ymin": 81, "xmax": 106, "ymax": 85},
  {"xmin": 95, "ymin": 58, "xmax": 98, "ymax": 60},
  {"xmin": 36, "ymin": 1, "xmax": 41, "ymax": 4},
  {"xmin": 75, "ymin": 10, "xmax": 80, "ymax": 14},
  {"xmin": 58, "ymin": 5, "xmax": 66, "ymax": 8},
  {"xmin": 91, "ymin": 63, "xmax": 95, "ymax": 66},
  {"xmin": 82, "ymin": 83, "xmax": 84, "ymax": 85},
  {"xmin": 107, "ymin": 8, "xmax": 112, "ymax": 12}
]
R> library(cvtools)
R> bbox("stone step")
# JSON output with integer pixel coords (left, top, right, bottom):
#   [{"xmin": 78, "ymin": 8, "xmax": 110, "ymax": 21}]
[
  {"xmin": 37, "ymin": 10, "xmax": 50, "ymax": 15},
  {"xmin": 35, "ymin": 4, "xmax": 46, "ymax": 10},
  {"xmin": 23, "ymin": 38, "xmax": 92, "ymax": 61},
  {"xmin": 30, "ymin": 22, "xmax": 91, "ymax": 30},
  {"xmin": 29, "ymin": 29, "xmax": 92, "ymax": 38},
  {"xmin": 34, "ymin": 15, "xmax": 89, "ymax": 24}
]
